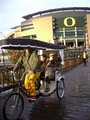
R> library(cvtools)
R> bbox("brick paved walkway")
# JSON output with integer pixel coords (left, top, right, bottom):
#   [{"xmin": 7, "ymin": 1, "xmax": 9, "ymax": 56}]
[{"xmin": 63, "ymin": 61, "xmax": 90, "ymax": 120}]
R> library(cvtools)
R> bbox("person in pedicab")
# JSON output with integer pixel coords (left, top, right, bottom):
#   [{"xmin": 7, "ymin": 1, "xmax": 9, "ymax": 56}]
[
  {"xmin": 13, "ymin": 48, "xmax": 42, "ymax": 101},
  {"xmin": 45, "ymin": 52, "xmax": 62, "ymax": 92},
  {"xmin": 39, "ymin": 54, "xmax": 47, "ymax": 80}
]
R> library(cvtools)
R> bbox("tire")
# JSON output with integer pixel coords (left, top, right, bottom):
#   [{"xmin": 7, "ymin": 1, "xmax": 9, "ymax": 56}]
[
  {"xmin": 3, "ymin": 93, "xmax": 24, "ymax": 120},
  {"xmin": 56, "ymin": 78, "xmax": 65, "ymax": 100}
]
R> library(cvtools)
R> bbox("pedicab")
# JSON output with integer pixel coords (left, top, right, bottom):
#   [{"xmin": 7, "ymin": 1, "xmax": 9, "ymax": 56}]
[{"xmin": 0, "ymin": 38, "xmax": 65, "ymax": 120}]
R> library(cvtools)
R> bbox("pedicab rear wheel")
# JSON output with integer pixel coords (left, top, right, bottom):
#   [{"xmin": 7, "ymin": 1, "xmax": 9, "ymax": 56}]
[{"xmin": 56, "ymin": 78, "xmax": 65, "ymax": 100}]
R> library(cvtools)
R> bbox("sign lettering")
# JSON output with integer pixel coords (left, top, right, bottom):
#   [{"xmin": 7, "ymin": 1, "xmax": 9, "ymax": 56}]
[{"xmin": 64, "ymin": 17, "xmax": 76, "ymax": 27}]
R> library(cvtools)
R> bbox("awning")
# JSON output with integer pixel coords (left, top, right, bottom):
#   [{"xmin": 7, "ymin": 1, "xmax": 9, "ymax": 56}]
[{"xmin": 0, "ymin": 38, "xmax": 65, "ymax": 50}]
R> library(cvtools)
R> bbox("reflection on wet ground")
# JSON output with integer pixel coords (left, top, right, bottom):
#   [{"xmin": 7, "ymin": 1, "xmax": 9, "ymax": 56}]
[
  {"xmin": 1, "ymin": 62, "xmax": 90, "ymax": 120},
  {"xmin": 31, "ymin": 96, "xmax": 66, "ymax": 120},
  {"xmin": 20, "ymin": 94, "xmax": 66, "ymax": 120}
]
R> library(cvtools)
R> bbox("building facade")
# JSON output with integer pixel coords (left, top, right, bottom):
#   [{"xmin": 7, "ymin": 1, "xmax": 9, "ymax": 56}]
[{"xmin": 6, "ymin": 7, "xmax": 90, "ymax": 49}]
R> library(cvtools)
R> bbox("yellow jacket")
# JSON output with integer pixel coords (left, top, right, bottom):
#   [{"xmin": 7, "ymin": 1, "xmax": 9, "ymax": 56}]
[{"xmin": 83, "ymin": 52, "xmax": 87, "ymax": 59}]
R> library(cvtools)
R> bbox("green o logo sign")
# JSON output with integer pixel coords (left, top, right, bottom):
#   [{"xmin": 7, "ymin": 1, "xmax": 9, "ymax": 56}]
[{"xmin": 64, "ymin": 17, "xmax": 76, "ymax": 27}]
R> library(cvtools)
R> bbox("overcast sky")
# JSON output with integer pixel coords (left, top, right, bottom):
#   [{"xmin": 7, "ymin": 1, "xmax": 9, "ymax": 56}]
[{"xmin": 0, "ymin": 0, "xmax": 90, "ymax": 38}]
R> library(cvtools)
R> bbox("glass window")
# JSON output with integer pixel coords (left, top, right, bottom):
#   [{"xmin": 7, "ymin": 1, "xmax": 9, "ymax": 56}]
[
  {"xmin": 77, "ymin": 31, "xmax": 84, "ymax": 36},
  {"xmin": 55, "ymin": 31, "xmax": 63, "ymax": 36},
  {"xmin": 65, "ymin": 32, "xmax": 75, "ymax": 36},
  {"xmin": 65, "ymin": 27, "xmax": 75, "ymax": 32}
]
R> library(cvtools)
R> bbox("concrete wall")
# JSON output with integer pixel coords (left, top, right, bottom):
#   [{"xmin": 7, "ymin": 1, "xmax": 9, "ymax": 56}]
[{"xmin": 32, "ymin": 16, "xmax": 53, "ymax": 43}]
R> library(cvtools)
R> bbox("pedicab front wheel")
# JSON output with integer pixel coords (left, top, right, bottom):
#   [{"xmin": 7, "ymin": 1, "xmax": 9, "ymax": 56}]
[
  {"xmin": 3, "ymin": 92, "xmax": 24, "ymax": 120},
  {"xmin": 56, "ymin": 78, "xmax": 65, "ymax": 100}
]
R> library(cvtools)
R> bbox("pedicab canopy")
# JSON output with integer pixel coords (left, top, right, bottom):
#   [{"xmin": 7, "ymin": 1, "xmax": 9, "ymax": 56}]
[
  {"xmin": 0, "ymin": 39, "xmax": 65, "ymax": 93},
  {"xmin": 0, "ymin": 38, "xmax": 65, "ymax": 50}
]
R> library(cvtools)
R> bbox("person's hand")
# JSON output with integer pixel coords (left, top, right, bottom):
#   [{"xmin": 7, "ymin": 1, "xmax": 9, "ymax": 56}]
[{"xmin": 28, "ymin": 70, "xmax": 34, "ymax": 74}]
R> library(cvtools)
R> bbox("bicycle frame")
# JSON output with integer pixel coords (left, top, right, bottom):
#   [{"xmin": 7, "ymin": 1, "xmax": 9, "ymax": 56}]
[
  {"xmin": 13, "ymin": 71, "xmax": 30, "ymax": 97},
  {"xmin": 13, "ymin": 68, "xmax": 65, "ymax": 97},
  {"xmin": 13, "ymin": 69, "xmax": 65, "ymax": 97}
]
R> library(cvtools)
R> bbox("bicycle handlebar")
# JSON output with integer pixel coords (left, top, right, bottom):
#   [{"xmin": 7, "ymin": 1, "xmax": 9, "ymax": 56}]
[{"xmin": 12, "ymin": 70, "xmax": 30, "ymax": 82}]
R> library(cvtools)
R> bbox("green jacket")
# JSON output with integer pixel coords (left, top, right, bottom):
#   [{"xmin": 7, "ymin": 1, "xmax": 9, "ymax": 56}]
[{"xmin": 14, "ymin": 51, "xmax": 41, "ymax": 72}]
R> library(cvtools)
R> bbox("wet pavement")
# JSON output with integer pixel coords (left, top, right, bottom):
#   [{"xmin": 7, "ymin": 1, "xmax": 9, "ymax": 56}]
[{"xmin": 1, "ymin": 62, "xmax": 90, "ymax": 120}]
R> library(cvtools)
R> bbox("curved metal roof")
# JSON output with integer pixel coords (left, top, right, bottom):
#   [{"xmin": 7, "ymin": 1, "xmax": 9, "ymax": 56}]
[{"xmin": 23, "ymin": 7, "xmax": 90, "ymax": 19}]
